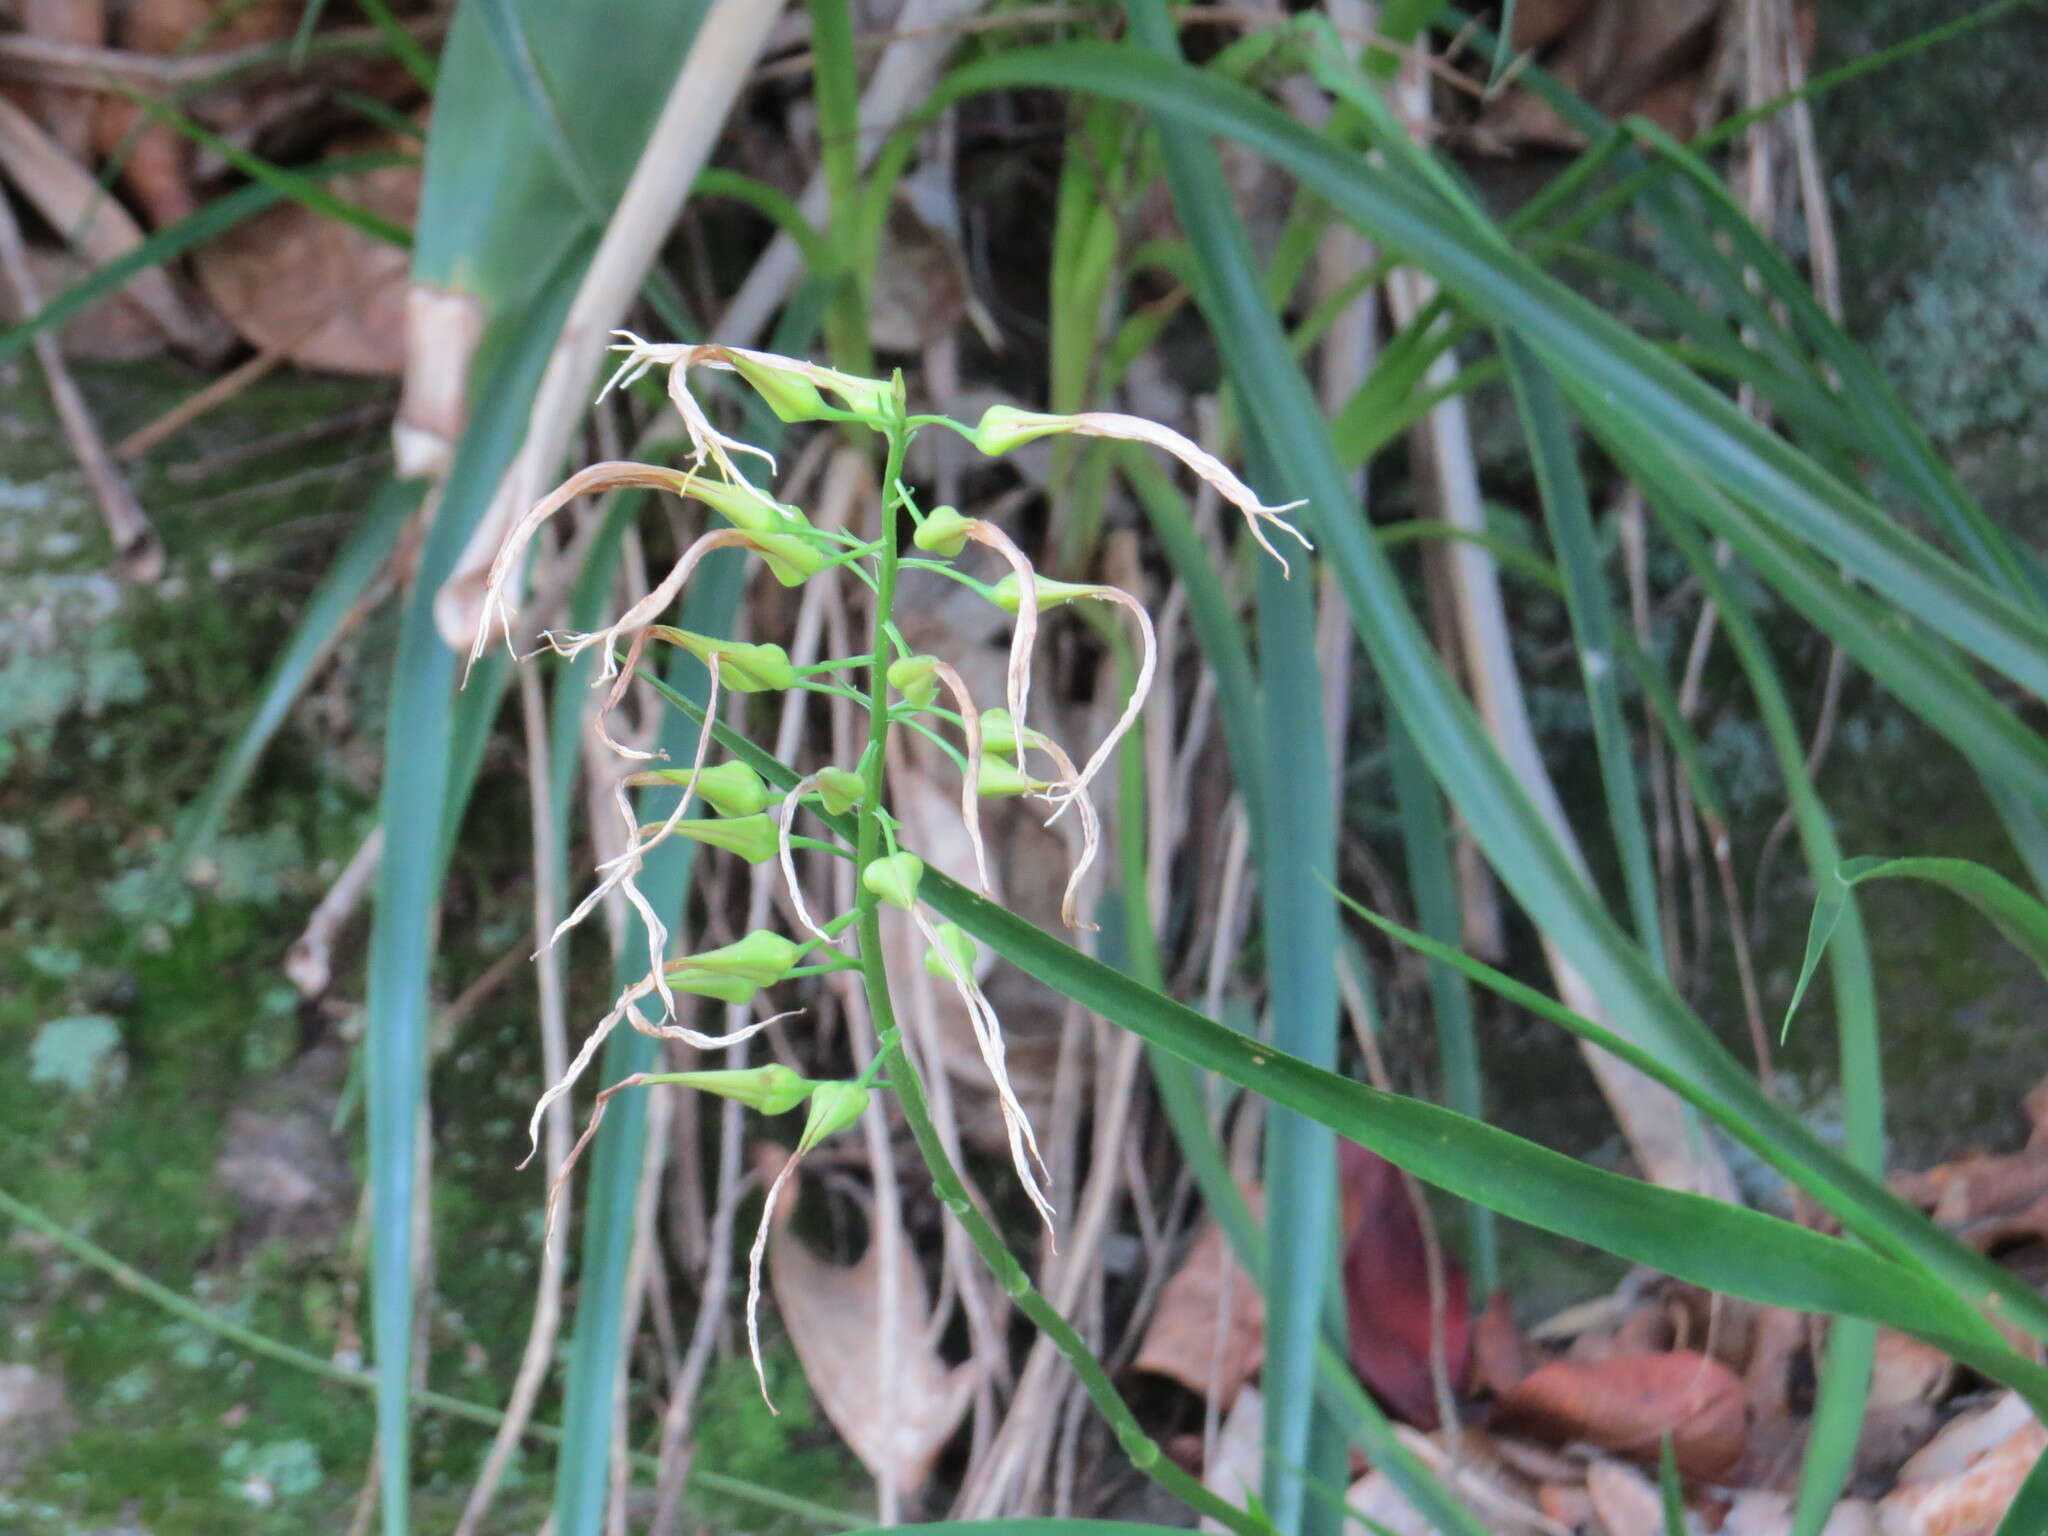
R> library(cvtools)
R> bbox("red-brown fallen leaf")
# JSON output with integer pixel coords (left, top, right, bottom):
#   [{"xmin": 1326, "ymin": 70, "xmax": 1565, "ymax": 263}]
[
  {"xmin": 1472, "ymin": 1287, "xmax": 1541, "ymax": 1398},
  {"xmin": 1879, "ymin": 1393, "xmax": 2047, "ymax": 1536},
  {"xmin": 1342, "ymin": 1143, "xmax": 1470, "ymax": 1430},
  {"xmin": 100, "ymin": 0, "xmax": 294, "ymax": 227},
  {"xmin": 1490, "ymin": 1350, "xmax": 1749, "ymax": 1480},
  {"xmin": 1133, "ymin": 1189, "xmax": 1266, "ymax": 1409}
]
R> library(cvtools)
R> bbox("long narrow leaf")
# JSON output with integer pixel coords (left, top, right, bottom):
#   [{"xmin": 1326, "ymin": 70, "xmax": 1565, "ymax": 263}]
[
  {"xmin": 934, "ymin": 42, "xmax": 2048, "ymax": 1344},
  {"xmin": 364, "ymin": 262, "xmax": 580, "ymax": 1536},
  {"xmin": 1123, "ymin": 10, "xmax": 1346, "ymax": 1527},
  {"xmin": 916, "ymin": 865, "xmax": 2048, "ymax": 1401},
  {"xmin": 942, "ymin": 45, "xmax": 2048, "ymax": 703}
]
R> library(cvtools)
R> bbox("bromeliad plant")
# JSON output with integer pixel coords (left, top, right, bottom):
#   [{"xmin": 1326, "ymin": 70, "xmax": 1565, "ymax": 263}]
[{"xmin": 473, "ymin": 333, "xmax": 1304, "ymax": 1532}]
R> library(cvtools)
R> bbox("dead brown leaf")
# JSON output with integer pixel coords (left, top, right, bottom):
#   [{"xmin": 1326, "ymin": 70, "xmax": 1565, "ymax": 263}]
[
  {"xmin": 763, "ymin": 1146, "xmax": 977, "ymax": 1497},
  {"xmin": 17, "ymin": 0, "xmax": 105, "ymax": 159},
  {"xmin": 1472, "ymin": 0, "xmax": 1740, "ymax": 152},
  {"xmin": 193, "ymin": 128, "xmax": 415, "ymax": 373},
  {"xmin": 1868, "ymin": 1329, "xmax": 1957, "ymax": 1415},
  {"xmin": 1880, "ymin": 1393, "xmax": 2046, "ymax": 1536},
  {"xmin": 1473, "ymin": 1288, "xmax": 1542, "ymax": 1398},
  {"xmin": 1134, "ymin": 1189, "xmax": 1266, "ymax": 1409},
  {"xmin": 1585, "ymin": 1456, "xmax": 1665, "ymax": 1536},
  {"xmin": 1346, "ymin": 1425, "xmax": 1551, "ymax": 1536},
  {"xmin": 0, "ymin": 91, "xmax": 215, "ymax": 353},
  {"xmin": 0, "ymin": 245, "xmax": 161, "ymax": 359},
  {"xmin": 102, "ymin": 0, "xmax": 295, "ymax": 227},
  {"xmin": 1491, "ymin": 1350, "xmax": 1748, "ymax": 1480},
  {"xmin": 1891, "ymin": 1146, "xmax": 2048, "ymax": 1252}
]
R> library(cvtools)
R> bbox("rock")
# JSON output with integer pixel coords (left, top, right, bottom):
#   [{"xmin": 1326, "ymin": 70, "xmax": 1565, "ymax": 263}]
[
  {"xmin": 0, "ymin": 1364, "xmax": 73, "ymax": 1482},
  {"xmin": 215, "ymin": 1041, "xmax": 352, "ymax": 1250}
]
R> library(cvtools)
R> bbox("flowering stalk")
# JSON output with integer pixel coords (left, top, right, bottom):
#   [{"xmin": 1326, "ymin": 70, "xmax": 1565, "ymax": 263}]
[
  {"xmin": 491, "ymin": 337, "xmax": 1295, "ymax": 1535},
  {"xmin": 845, "ymin": 413, "xmax": 1266, "ymax": 1536}
]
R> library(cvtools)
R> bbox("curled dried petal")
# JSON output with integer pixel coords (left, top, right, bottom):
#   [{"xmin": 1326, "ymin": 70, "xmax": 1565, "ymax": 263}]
[
  {"xmin": 1064, "ymin": 411, "xmax": 1310, "ymax": 575},
  {"xmin": 929, "ymin": 658, "xmax": 992, "ymax": 893},
  {"xmin": 778, "ymin": 772, "xmax": 850, "ymax": 949},
  {"xmin": 913, "ymin": 906, "xmax": 1055, "ymax": 1237}
]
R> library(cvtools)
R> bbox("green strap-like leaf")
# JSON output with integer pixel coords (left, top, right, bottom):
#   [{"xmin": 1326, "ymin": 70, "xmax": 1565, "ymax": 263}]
[
  {"xmin": 1785, "ymin": 855, "xmax": 2048, "ymax": 1043},
  {"xmin": 915, "ymin": 864, "xmax": 2048, "ymax": 1401}
]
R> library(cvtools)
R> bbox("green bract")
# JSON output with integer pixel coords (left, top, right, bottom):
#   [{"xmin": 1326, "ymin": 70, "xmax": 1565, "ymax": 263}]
[
  {"xmin": 686, "ymin": 475, "xmax": 810, "ymax": 537},
  {"xmin": 663, "ymin": 930, "xmax": 802, "ymax": 990},
  {"xmin": 977, "ymin": 708, "xmax": 1050, "ymax": 758},
  {"xmin": 861, "ymin": 851, "xmax": 925, "ymax": 912},
  {"xmin": 648, "ymin": 629, "xmax": 797, "ymax": 691},
  {"xmin": 694, "ymin": 760, "xmax": 772, "ymax": 817},
  {"xmin": 726, "ymin": 354, "xmax": 837, "ymax": 424},
  {"xmin": 976, "ymin": 757, "xmax": 1050, "ymax": 798},
  {"xmin": 744, "ymin": 528, "xmax": 830, "ymax": 587}
]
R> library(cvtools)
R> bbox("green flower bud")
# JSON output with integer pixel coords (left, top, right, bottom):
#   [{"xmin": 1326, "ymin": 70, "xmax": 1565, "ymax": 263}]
[
  {"xmin": 887, "ymin": 653, "xmax": 941, "ymax": 708},
  {"xmin": 673, "ymin": 814, "xmax": 780, "ymax": 864},
  {"xmin": 633, "ymin": 761, "xmax": 772, "ymax": 817},
  {"xmin": 695, "ymin": 760, "xmax": 771, "ymax": 817},
  {"xmin": 975, "ymin": 757, "xmax": 1051, "ymax": 798},
  {"xmin": 988, "ymin": 572, "xmax": 1099, "ymax": 615},
  {"xmin": 726, "ymin": 354, "xmax": 837, "ymax": 424},
  {"xmin": 976, "ymin": 709, "xmax": 1050, "ymax": 759},
  {"xmin": 664, "ymin": 930, "xmax": 802, "ymax": 991},
  {"xmin": 861, "ymin": 851, "xmax": 925, "ymax": 912},
  {"xmin": 815, "ymin": 766, "xmax": 866, "ymax": 816},
  {"xmin": 649, "ymin": 629, "xmax": 797, "ymax": 692},
  {"xmin": 922, "ymin": 922, "xmax": 978, "ymax": 980},
  {"xmin": 795, "ymin": 1080, "xmax": 871, "ymax": 1154},
  {"xmin": 746, "ymin": 529, "xmax": 829, "ymax": 588},
  {"xmin": 969, "ymin": 404, "xmax": 1070, "ymax": 457},
  {"xmin": 656, "ymin": 1064, "xmax": 813, "ymax": 1116},
  {"xmin": 913, "ymin": 505, "xmax": 975, "ymax": 557},
  {"xmin": 816, "ymin": 367, "xmax": 898, "ymax": 424}
]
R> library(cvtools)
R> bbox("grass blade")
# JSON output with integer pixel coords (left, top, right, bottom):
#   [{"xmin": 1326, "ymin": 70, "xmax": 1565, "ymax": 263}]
[
  {"xmin": 937, "ymin": 28, "xmax": 2048, "ymax": 1348},
  {"xmin": 1385, "ymin": 717, "xmax": 1495, "ymax": 1297},
  {"xmin": 1650, "ymin": 510, "xmax": 1884, "ymax": 1534},
  {"xmin": 1503, "ymin": 335, "xmax": 1664, "ymax": 969},
  {"xmin": 1122, "ymin": 8, "xmax": 1346, "ymax": 1526},
  {"xmin": 364, "ymin": 263, "xmax": 580, "ymax": 1536},
  {"xmin": 918, "ymin": 866, "xmax": 2048, "ymax": 1397},
  {"xmin": 942, "ymin": 44, "xmax": 2048, "ymax": 703},
  {"xmin": 138, "ymin": 95, "xmax": 413, "ymax": 247}
]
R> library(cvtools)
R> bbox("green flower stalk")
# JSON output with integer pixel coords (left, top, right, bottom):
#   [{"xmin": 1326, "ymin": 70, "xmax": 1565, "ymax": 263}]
[{"xmin": 480, "ymin": 337, "xmax": 1299, "ymax": 1529}]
